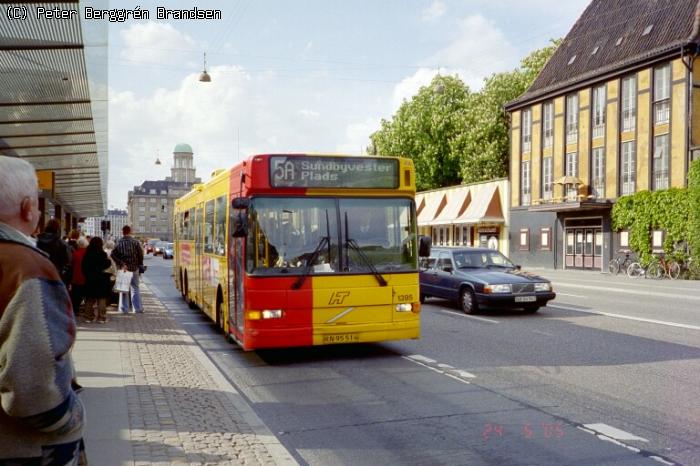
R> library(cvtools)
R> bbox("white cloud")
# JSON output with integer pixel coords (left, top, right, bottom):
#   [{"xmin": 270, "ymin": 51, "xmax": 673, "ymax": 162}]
[
  {"xmin": 335, "ymin": 117, "xmax": 382, "ymax": 155},
  {"xmin": 421, "ymin": 1, "xmax": 446, "ymax": 21},
  {"xmin": 119, "ymin": 22, "xmax": 198, "ymax": 64},
  {"xmin": 299, "ymin": 109, "xmax": 320, "ymax": 119},
  {"xmin": 388, "ymin": 14, "xmax": 518, "ymax": 111}
]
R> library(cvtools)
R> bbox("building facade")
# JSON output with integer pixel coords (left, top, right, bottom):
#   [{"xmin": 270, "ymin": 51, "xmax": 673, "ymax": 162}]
[
  {"xmin": 506, "ymin": 0, "xmax": 700, "ymax": 271},
  {"xmin": 416, "ymin": 179, "xmax": 510, "ymax": 256},
  {"xmin": 127, "ymin": 143, "xmax": 201, "ymax": 241},
  {"xmin": 82, "ymin": 209, "xmax": 128, "ymax": 239}
]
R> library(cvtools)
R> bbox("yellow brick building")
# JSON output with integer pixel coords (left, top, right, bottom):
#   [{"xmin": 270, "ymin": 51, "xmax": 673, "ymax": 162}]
[{"xmin": 505, "ymin": 0, "xmax": 700, "ymax": 271}]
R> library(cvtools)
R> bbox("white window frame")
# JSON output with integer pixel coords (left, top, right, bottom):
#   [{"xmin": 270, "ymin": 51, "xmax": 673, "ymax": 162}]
[
  {"xmin": 521, "ymin": 109, "xmax": 532, "ymax": 153},
  {"xmin": 542, "ymin": 157, "xmax": 553, "ymax": 201},
  {"xmin": 566, "ymin": 94, "xmax": 579, "ymax": 144},
  {"xmin": 652, "ymin": 134, "xmax": 669, "ymax": 190},
  {"xmin": 543, "ymin": 102, "xmax": 554, "ymax": 148},
  {"xmin": 521, "ymin": 161, "xmax": 531, "ymax": 206},
  {"xmin": 565, "ymin": 152, "xmax": 578, "ymax": 200},
  {"xmin": 591, "ymin": 147, "xmax": 605, "ymax": 198},
  {"xmin": 653, "ymin": 64, "xmax": 670, "ymax": 125},
  {"xmin": 621, "ymin": 76, "xmax": 637, "ymax": 132},
  {"xmin": 621, "ymin": 141, "xmax": 636, "ymax": 195},
  {"xmin": 592, "ymin": 85, "xmax": 606, "ymax": 138}
]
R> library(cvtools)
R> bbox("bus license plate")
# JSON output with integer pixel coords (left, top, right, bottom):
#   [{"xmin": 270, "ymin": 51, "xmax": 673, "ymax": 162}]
[
  {"xmin": 515, "ymin": 296, "xmax": 537, "ymax": 303},
  {"xmin": 323, "ymin": 333, "xmax": 359, "ymax": 344}
]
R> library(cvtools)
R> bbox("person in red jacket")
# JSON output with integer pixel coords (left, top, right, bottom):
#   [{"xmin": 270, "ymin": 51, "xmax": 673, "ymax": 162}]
[{"xmin": 70, "ymin": 236, "xmax": 88, "ymax": 316}]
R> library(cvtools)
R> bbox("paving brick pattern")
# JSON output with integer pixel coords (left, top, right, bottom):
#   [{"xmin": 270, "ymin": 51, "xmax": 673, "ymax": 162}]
[{"xmin": 111, "ymin": 287, "xmax": 289, "ymax": 465}]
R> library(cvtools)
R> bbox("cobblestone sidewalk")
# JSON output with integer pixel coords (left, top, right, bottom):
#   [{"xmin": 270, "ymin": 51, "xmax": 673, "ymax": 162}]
[{"xmin": 74, "ymin": 285, "xmax": 297, "ymax": 466}]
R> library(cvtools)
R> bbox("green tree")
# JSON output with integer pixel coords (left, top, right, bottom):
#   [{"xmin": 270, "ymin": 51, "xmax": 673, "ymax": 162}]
[
  {"xmin": 369, "ymin": 40, "xmax": 560, "ymax": 189},
  {"xmin": 688, "ymin": 159, "xmax": 700, "ymax": 258},
  {"xmin": 369, "ymin": 75, "xmax": 472, "ymax": 190}
]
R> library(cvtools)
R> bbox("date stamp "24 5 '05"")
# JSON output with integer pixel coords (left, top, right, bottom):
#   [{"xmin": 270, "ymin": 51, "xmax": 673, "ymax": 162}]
[{"xmin": 483, "ymin": 423, "xmax": 565, "ymax": 441}]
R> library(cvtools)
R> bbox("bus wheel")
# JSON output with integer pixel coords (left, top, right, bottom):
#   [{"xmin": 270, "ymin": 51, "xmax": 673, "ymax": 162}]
[
  {"xmin": 215, "ymin": 294, "xmax": 223, "ymax": 332},
  {"xmin": 179, "ymin": 269, "xmax": 185, "ymax": 298}
]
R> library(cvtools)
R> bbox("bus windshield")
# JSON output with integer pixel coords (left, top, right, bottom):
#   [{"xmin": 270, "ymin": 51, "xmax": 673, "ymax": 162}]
[{"xmin": 246, "ymin": 197, "xmax": 417, "ymax": 275}]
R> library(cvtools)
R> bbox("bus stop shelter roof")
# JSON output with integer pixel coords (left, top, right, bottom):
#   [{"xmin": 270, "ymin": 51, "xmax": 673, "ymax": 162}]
[{"xmin": 0, "ymin": 1, "xmax": 108, "ymax": 218}]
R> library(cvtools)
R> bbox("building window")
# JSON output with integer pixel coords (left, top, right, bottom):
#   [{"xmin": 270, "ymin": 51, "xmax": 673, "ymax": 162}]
[
  {"xmin": 592, "ymin": 85, "xmax": 606, "ymax": 138},
  {"xmin": 621, "ymin": 76, "xmax": 637, "ymax": 132},
  {"xmin": 621, "ymin": 141, "xmax": 636, "ymax": 195},
  {"xmin": 592, "ymin": 147, "xmax": 605, "ymax": 198},
  {"xmin": 619, "ymin": 230, "xmax": 629, "ymax": 249},
  {"xmin": 139, "ymin": 206, "xmax": 145, "ymax": 212},
  {"xmin": 149, "ymin": 189, "xmax": 156, "ymax": 194},
  {"xmin": 653, "ymin": 64, "xmax": 670, "ymax": 125},
  {"xmin": 138, "ymin": 198, "xmax": 145, "ymax": 204},
  {"xmin": 565, "ymin": 152, "xmax": 578, "ymax": 200},
  {"xmin": 542, "ymin": 101, "xmax": 554, "ymax": 148},
  {"xmin": 519, "ymin": 228, "xmax": 530, "ymax": 251},
  {"xmin": 540, "ymin": 227, "xmax": 551, "ymax": 251},
  {"xmin": 652, "ymin": 134, "xmax": 669, "ymax": 190},
  {"xmin": 566, "ymin": 94, "xmax": 579, "ymax": 144},
  {"xmin": 138, "ymin": 215, "xmax": 145, "ymax": 222},
  {"xmin": 521, "ymin": 109, "xmax": 532, "ymax": 153},
  {"xmin": 460, "ymin": 226, "xmax": 470, "ymax": 246},
  {"xmin": 652, "ymin": 230, "xmax": 664, "ymax": 251},
  {"xmin": 521, "ymin": 161, "xmax": 531, "ymax": 206},
  {"xmin": 542, "ymin": 157, "xmax": 553, "ymax": 201}
]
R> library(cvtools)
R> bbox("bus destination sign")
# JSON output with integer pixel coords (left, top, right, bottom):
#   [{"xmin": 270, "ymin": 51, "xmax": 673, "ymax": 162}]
[{"xmin": 270, "ymin": 156, "xmax": 399, "ymax": 188}]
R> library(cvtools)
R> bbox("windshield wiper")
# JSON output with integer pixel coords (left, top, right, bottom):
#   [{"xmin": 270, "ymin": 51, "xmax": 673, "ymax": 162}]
[
  {"xmin": 345, "ymin": 238, "xmax": 388, "ymax": 286},
  {"xmin": 291, "ymin": 235, "xmax": 330, "ymax": 289}
]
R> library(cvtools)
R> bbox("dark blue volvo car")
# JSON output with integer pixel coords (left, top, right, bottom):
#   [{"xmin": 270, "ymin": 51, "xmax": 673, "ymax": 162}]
[{"xmin": 419, "ymin": 247, "xmax": 556, "ymax": 314}]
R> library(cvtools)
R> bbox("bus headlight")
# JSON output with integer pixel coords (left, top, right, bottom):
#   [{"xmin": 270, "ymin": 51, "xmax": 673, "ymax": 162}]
[
  {"xmin": 261, "ymin": 309, "xmax": 283, "ymax": 319},
  {"xmin": 395, "ymin": 303, "xmax": 413, "ymax": 312}
]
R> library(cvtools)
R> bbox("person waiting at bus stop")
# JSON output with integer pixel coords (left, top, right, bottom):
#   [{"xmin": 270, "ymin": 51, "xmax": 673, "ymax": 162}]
[
  {"xmin": 0, "ymin": 156, "xmax": 86, "ymax": 465},
  {"xmin": 111, "ymin": 225, "xmax": 145, "ymax": 314}
]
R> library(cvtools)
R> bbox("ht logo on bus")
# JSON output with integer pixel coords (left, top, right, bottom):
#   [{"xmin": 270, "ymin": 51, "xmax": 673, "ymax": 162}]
[
  {"xmin": 328, "ymin": 291, "xmax": 350, "ymax": 305},
  {"xmin": 273, "ymin": 159, "xmax": 296, "ymax": 182}
]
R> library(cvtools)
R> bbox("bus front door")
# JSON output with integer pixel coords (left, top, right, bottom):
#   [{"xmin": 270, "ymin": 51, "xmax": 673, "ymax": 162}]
[{"xmin": 195, "ymin": 204, "xmax": 204, "ymax": 304}]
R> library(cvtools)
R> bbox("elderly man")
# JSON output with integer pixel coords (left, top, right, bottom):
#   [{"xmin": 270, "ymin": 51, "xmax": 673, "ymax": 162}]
[{"xmin": 0, "ymin": 156, "xmax": 85, "ymax": 464}]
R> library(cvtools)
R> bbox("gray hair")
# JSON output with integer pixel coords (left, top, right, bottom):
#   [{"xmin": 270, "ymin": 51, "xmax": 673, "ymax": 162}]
[
  {"xmin": 0, "ymin": 156, "xmax": 38, "ymax": 220},
  {"xmin": 105, "ymin": 240, "xmax": 115, "ymax": 249},
  {"xmin": 77, "ymin": 237, "xmax": 89, "ymax": 248}
]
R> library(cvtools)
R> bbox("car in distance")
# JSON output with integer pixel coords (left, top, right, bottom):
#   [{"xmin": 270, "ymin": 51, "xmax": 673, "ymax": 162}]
[
  {"xmin": 419, "ymin": 247, "xmax": 555, "ymax": 314},
  {"xmin": 153, "ymin": 241, "xmax": 169, "ymax": 256},
  {"xmin": 161, "ymin": 242, "xmax": 174, "ymax": 259},
  {"xmin": 145, "ymin": 238, "xmax": 160, "ymax": 254}
]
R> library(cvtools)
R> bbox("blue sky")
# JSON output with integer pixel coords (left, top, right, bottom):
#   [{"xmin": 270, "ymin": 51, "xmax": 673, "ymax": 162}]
[{"xmin": 106, "ymin": 0, "xmax": 590, "ymax": 209}]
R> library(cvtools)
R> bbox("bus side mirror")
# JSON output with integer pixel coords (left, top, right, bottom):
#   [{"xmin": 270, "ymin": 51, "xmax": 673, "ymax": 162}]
[
  {"xmin": 232, "ymin": 197, "xmax": 249, "ymax": 209},
  {"xmin": 232, "ymin": 211, "xmax": 248, "ymax": 238},
  {"xmin": 418, "ymin": 235, "xmax": 431, "ymax": 257}
]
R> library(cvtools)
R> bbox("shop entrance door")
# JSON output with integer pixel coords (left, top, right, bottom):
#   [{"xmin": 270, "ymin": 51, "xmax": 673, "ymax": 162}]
[{"xmin": 565, "ymin": 227, "xmax": 602, "ymax": 270}]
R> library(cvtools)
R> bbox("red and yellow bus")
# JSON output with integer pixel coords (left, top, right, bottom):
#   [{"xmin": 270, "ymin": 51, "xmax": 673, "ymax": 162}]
[{"xmin": 173, "ymin": 153, "xmax": 427, "ymax": 350}]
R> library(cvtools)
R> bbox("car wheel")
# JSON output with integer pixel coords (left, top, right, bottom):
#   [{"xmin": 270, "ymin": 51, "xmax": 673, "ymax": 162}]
[
  {"xmin": 523, "ymin": 305, "xmax": 540, "ymax": 313},
  {"xmin": 459, "ymin": 288, "xmax": 478, "ymax": 314}
]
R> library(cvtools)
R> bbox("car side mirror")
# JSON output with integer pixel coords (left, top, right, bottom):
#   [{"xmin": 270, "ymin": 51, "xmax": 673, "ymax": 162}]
[
  {"xmin": 515, "ymin": 264, "xmax": 522, "ymax": 270},
  {"xmin": 418, "ymin": 235, "xmax": 431, "ymax": 257},
  {"xmin": 443, "ymin": 266, "xmax": 453, "ymax": 273}
]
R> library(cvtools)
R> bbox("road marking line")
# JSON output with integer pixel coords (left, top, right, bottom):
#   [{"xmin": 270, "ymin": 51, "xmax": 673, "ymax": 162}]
[
  {"xmin": 437, "ymin": 363, "xmax": 454, "ymax": 369},
  {"xmin": 549, "ymin": 304, "xmax": 700, "ymax": 331},
  {"xmin": 453, "ymin": 370, "xmax": 476, "ymax": 378},
  {"xmin": 649, "ymin": 456, "xmax": 675, "ymax": 465},
  {"xmin": 402, "ymin": 356, "xmax": 472, "ymax": 385},
  {"xmin": 439, "ymin": 309, "xmax": 499, "ymax": 324},
  {"xmin": 554, "ymin": 281, "xmax": 700, "ymax": 301},
  {"xmin": 583, "ymin": 423, "xmax": 648, "ymax": 442},
  {"xmin": 555, "ymin": 292, "xmax": 586, "ymax": 298},
  {"xmin": 406, "ymin": 354, "xmax": 436, "ymax": 364}
]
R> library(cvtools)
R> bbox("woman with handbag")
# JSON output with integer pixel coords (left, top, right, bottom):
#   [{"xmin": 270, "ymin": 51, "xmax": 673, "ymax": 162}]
[{"xmin": 82, "ymin": 237, "xmax": 113, "ymax": 323}]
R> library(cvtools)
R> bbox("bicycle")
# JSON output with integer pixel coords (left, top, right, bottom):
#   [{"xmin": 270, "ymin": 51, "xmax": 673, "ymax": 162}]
[
  {"xmin": 626, "ymin": 261, "xmax": 648, "ymax": 278},
  {"xmin": 608, "ymin": 252, "xmax": 634, "ymax": 275},
  {"xmin": 647, "ymin": 253, "xmax": 680, "ymax": 279}
]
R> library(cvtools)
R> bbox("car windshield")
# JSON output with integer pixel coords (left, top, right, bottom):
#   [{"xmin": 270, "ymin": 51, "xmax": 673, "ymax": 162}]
[
  {"xmin": 452, "ymin": 250, "xmax": 516, "ymax": 269},
  {"xmin": 246, "ymin": 197, "xmax": 418, "ymax": 275}
]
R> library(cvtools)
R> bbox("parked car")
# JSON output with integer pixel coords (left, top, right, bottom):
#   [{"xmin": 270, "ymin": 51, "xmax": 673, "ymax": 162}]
[
  {"xmin": 419, "ymin": 247, "xmax": 555, "ymax": 314},
  {"xmin": 145, "ymin": 238, "xmax": 160, "ymax": 254},
  {"xmin": 162, "ymin": 242, "xmax": 174, "ymax": 259},
  {"xmin": 153, "ymin": 241, "xmax": 168, "ymax": 256}
]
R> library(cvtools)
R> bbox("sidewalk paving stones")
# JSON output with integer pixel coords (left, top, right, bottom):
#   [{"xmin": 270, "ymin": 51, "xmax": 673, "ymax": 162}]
[{"xmin": 72, "ymin": 285, "xmax": 298, "ymax": 466}]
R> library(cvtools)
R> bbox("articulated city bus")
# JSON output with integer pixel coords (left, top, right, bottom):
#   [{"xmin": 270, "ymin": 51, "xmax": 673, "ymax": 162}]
[{"xmin": 173, "ymin": 153, "xmax": 427, "ymax": 350}]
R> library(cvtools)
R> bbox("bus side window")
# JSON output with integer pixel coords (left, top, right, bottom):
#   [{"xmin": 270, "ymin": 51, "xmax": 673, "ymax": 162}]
[{"xmin": 204, "ymin": 200, "xmax": 214, "ymax": 253}]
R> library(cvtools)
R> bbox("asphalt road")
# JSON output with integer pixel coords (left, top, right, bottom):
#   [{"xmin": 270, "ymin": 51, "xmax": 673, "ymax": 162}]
[{"xmin": 143, "ymin": 255, "xmax": 699, "ymax": 466}]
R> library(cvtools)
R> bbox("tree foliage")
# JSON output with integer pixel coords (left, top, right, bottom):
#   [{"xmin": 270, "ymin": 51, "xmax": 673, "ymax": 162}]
[
  {"xmin": 369, "ymin": 40, "xmax": 560, "ymax": 190},
  {"xmin": 688, "ymin": 159, "xmax": 700, "ymax": 259}
]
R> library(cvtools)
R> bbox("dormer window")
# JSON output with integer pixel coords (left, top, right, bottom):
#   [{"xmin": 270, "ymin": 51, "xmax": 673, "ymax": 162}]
[
  {"xmin": 591, "ymin": 46, "xmax": 599, "ymax": 55},
  {"xmin": 616, "ymin": 37, "xmax": 624, "ymax": 46},
  {"xmin": 642, "ymin": 25, "xmax": 653, "ymax": 36},
  {"xmin": 568, "ymin": 55, "xmax": 577, "ymax": 65}
]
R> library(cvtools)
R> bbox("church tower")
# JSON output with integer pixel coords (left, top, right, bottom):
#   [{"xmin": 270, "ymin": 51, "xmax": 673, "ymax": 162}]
[{"xmin": 171, "ymin": 143, "xmax": 198, "ymax": 185}]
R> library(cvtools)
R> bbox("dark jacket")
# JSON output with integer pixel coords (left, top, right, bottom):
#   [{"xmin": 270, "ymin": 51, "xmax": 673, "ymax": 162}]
[
  {"xmin": 111, "ymin": 235, "xmax": 144, "ymax": 272},
  {"xmin": 82, "ymin": 249, "xmax": 112, "ymax": 299},
  {"xmin": 36, "ymin": 232, "xmax": 72, "ymax": 279}
]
